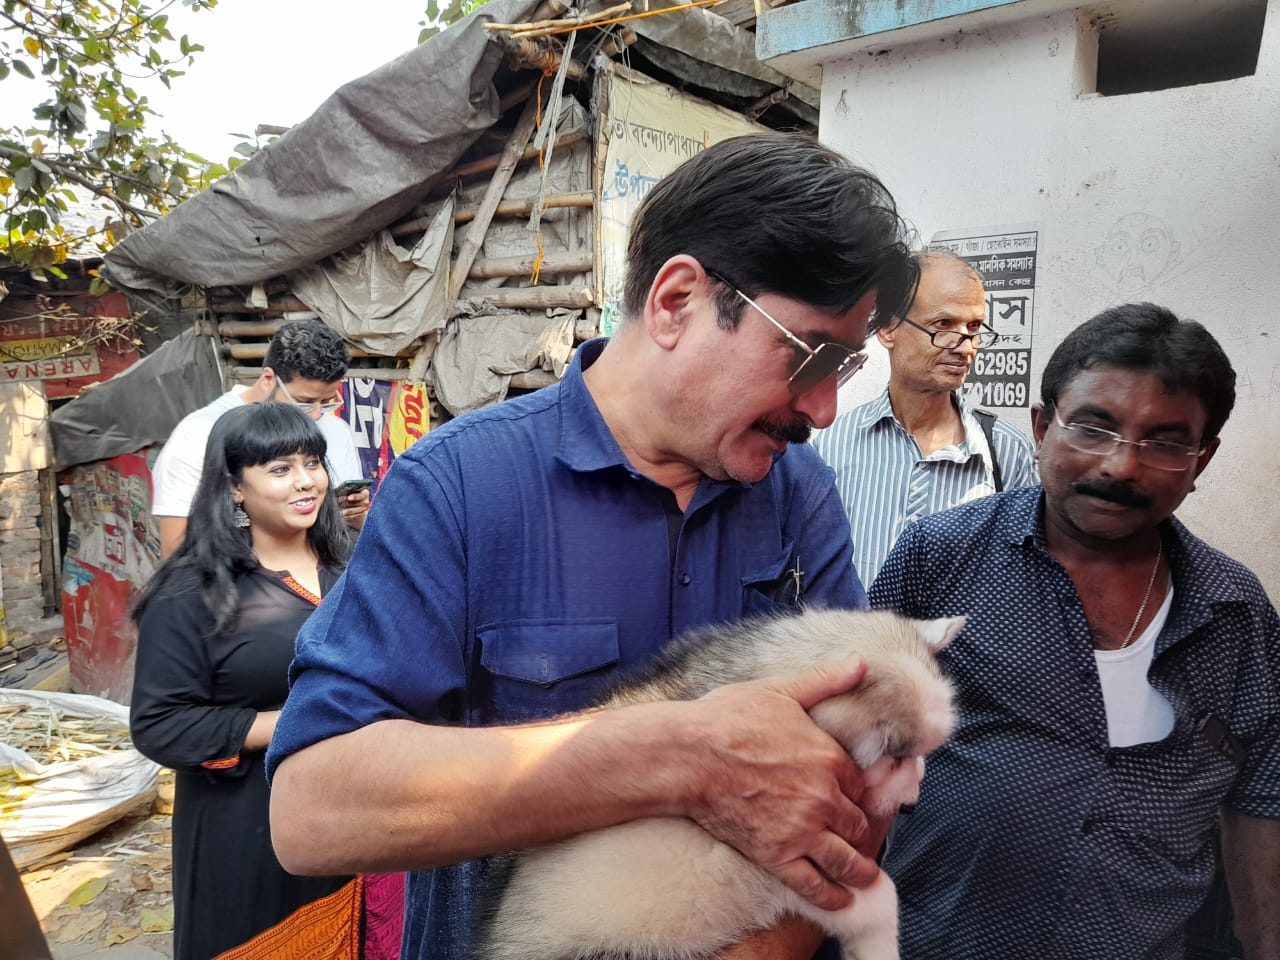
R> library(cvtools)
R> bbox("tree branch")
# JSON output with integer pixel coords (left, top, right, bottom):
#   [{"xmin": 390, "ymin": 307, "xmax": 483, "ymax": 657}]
[{"xmin": 0, "ymin": 143, "xmax": 160, "ymax": 222}]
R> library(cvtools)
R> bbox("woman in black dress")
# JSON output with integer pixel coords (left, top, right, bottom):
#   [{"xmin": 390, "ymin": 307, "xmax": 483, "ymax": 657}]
[{"xmin": 131, "ymin": 402, "xmax": 354, "ymax": 960}]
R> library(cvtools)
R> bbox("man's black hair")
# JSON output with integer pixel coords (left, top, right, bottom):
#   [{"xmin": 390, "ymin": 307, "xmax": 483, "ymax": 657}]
[
  {"xmin": 623, "ymin": 133, "xmax": 918, "ymax": 332},
  {"xmin": 1040, "ymin": 302, "xmax": 1236, "ymax": 440},
  {"xmin": 265, "ymin": 320, "xmax": 350, "ymax": 384}
]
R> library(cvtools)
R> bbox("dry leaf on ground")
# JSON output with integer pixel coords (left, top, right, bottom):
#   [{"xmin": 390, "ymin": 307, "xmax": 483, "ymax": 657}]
[
  {"xmin": 66, "ymin": 876, "xmax": 109, "ymax": 907},
  {"xmin": 140, "ymin": 906, "xmax": 174, "ymax": 933},
  {"xmin": 52, "ymin": 909, "xmax": 107, "ymax": 943},
  {"xmin": 105, "ymin": 925, "xmax": 142, "ymax": 945}
]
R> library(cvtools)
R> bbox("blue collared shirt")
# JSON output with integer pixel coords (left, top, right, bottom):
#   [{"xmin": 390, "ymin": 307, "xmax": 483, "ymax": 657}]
[
  {"xmin": 811, "ymin": 388, "xmax": 1037, "ymax": 584},
  {"xmin": 870, "ymin": 486, "xmax": 1280, "ymax": 960},
  {"xmin": 268, "ymin": 339, "xmax": 866, "ymax": 960}
]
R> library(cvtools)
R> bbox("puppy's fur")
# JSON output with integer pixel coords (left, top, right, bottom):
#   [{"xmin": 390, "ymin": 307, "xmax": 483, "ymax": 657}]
[{"xmin": 472, "ymin": 608, "xmax": 961, "ymax": 960}]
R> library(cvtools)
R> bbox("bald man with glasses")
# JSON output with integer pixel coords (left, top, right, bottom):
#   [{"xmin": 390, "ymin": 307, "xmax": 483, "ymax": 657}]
[{"xmin": 812, "ymin": 251, "xmax": 1038, "ymax": 585}]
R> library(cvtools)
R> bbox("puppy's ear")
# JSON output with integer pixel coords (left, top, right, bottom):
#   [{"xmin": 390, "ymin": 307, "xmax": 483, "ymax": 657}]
[{"xmin": 919, "ymin": 615, "xmax": 966, "ymax": 652}]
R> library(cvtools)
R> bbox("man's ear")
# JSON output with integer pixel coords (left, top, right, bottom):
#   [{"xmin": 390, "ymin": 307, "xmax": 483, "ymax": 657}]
[
  {"xmin": 255, "ymin": 366, "xmax": 277, "ymax": 398},
  {"xmin": 876, "ymin": 320, "xmax": 902, "ymax": 351},
  {"xmin": 644, "ymin": 255, "xmax": 704, "ymax": 350},
  {"xmin": 1189, "ymin": 435, "xmax": 1221, "ymax": 492},
  {"xmin": 1030, "ymin": 403, "xmax": 1050, "ymax": 448}
]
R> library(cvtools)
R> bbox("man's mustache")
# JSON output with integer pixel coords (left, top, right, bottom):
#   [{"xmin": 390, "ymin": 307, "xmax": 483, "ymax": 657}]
[
  {"xmin": 1072, "ymin": 479, "xmax": 1153, "ymax": 508},
  {"xmin": 755, "ymin": 417, "xmax": 811, "ymax": 445}
]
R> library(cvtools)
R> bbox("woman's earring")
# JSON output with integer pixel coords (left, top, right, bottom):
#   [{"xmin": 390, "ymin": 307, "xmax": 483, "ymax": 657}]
[{"xmin": 233, "ymin": 502, "xmax": 251, "ymax": 528}]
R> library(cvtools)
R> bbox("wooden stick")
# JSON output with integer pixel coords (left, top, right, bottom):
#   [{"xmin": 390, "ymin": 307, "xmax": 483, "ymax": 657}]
[
  {"xmin": 496, "ymin": 35, "xmax": 585, "ymax": 78},
  {"xmin": 457, "ymin": 285, "xmax": 593, "ymax": 310},
  {"xmin": 457, "ymin": 191, "xmax": 594, "ymax": 224},
  {"xmin": 223, "ymin": 343, "xmax": 415, "ymax": 361},
  {"xmin": 229, "ymin": 366, "xmax": 415, "ymax": 382},
  {"xmin": 394, "ymin": 191, "xmax": 594, "ymax": 238},
  {"xmin": 485, "ymin": 2, "xmax": 630, "ymax": 34},
  {"xmin": 448, "ymin": 94, "xmax": 544, "ymax": 303},
  {"xmin": 467, "ymin": 248, "xmax": 593, "ymax": 279},
  {"xmin": 446, "ymin": 128, "xmax": 589, "ymax": 187},
  {"xmin": 208, "ymin": 296, "xmax": 312, "ymax": 316},
  {"xmin": 510, "ymin": 368, "xmax": 559, "ymax": 390}
]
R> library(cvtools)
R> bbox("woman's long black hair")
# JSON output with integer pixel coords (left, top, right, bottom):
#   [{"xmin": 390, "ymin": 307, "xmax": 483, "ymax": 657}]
[{"xmin": 133, "ymin": 402, "xmax": 352, "ymax": 635}]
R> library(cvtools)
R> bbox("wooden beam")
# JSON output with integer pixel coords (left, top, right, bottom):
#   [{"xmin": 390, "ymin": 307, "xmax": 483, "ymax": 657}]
[
  {"xmin": 447, "ymin": 128, "xmax": 589, "ymax": 186},
  {"xmin": 229, "ymin": 366, "xmax": 414, "ymax": 382},
  {"xmin": 509, "ymin": 368, "xmax": 559, "ymax": 390},
  {"xmin": 468, "ymin": 248, "xmax": 593, "ymax": 279},
  {"xmin": 222, "ymin": 343, "xmax": 415, "ymax": 361},
  {"xmin": 457, "ymin": 285, "xmax": 593, "ymax": 310},
  {"xmin": 448, "ymin": 94, "xmax": 545, "ymax": 302},
  {"xmin": 391, "ymin": 191, "xmax": 596, "ymax": 238}
]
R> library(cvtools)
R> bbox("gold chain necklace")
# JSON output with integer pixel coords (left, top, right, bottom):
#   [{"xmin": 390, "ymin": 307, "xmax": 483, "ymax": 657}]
[{"xmin": 1119, "ymin": 541, "xmax": 1164, "ymax": 649}]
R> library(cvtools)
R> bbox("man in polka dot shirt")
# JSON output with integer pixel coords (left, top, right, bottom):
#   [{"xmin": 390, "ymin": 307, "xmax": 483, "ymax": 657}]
[{"xmin": 871, "ymin": 302, "xmax": 1278, "ymax": 959}]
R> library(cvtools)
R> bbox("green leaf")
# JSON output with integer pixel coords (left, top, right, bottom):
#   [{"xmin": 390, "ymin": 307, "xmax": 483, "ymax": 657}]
[
  {"xmin": 12, "ymin": 60, "xmax": 35, "ymax": 80},
  {"xmin": 14, "ymin": 166, "xmax": 35, "ymax": 192}
]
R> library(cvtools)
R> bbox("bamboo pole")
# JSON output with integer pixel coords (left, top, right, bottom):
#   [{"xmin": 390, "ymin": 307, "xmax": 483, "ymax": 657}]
[
  {"xmin": 222, "ymin": 343, "xmax": 412, "ymax": 361},
  {"xmin": 457, "ymin": 285, "xmax": 593, "ymax": 310},
  {"xmin": 229, "ymin": 366, "xmax": 414, "ymax": 382},
  {"xmin": 448, "ymin": 94, "xmax": 544, "ymax": 303},
  {"xmin": 466, "ymin": 248, "xmax": 593, "ymax": 279},
  {"xmin": 449, "ymin": 128, "xmax": 589, "ymax": 184},
  {"xmin": 391, "ymin": 191, "xmax": 595, "ymax": 238}
]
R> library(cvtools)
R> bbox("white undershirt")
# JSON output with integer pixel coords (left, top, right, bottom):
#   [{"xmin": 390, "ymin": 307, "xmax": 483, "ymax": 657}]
[{"xmin": 1093, "ymin": 585, "xmax": 1175, "ymax": 747}]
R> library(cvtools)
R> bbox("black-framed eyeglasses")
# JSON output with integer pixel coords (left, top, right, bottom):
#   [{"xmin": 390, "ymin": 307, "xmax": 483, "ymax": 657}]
[
  {"xmin": 276, "ymin": 378, "xmax": 344, "ymax": 414},
  {"xmin": 1052, "ymin": 412, "xmax": 1202, "ymax": 471},
  {"xmin": 899, "ymin": 315, "xmax": 999, "ymax": 349},
  {"xmin": 708, "ymin": 272, "xmax": 868, "ymax": 395}
]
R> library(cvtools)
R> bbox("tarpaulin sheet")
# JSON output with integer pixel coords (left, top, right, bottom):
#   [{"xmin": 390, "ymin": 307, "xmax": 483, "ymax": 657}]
[
  {"xmin": 100, "ymin": 0, "xmax": 540, "ymax": 298},
  {"xmin": 49, "ymin": 328, "xmax": 223, "ymax": 469}
]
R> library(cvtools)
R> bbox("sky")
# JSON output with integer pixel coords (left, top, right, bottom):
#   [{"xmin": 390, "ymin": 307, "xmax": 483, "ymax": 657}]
[{"xmin": 3, "ymin": 0, "xmax": 433, "ymax": 163}]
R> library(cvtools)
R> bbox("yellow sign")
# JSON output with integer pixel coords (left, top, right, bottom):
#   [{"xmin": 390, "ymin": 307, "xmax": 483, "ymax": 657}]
[{"xmin": 0, "ymin": 336, "xmax": 100, "ymax": 382}]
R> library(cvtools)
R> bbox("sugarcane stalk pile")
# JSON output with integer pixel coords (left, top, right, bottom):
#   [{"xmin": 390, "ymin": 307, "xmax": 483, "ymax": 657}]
[{"xmin": 0, "ymin": 701, "xmax": 132, "ymax": 767}]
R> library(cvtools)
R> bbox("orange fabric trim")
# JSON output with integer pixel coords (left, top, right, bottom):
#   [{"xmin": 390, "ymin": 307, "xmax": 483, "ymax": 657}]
[
  {"xmin": 200, "ymin": 756, "xmax": 241, "ymax": 770},
  {"xmin": 213, "ymin": 875, "xmax": 363, "ymax": 960},
  {"xmin": 281, "ymin": 575, "xmax": 322, "ymax": 607}
]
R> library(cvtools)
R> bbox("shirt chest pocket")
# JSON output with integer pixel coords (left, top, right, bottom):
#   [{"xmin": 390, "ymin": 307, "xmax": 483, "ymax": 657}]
[
  {"xmin": 741, "ymin": 539, "xmax": 805, "ymax": 618},
  {"xmin": 477, "ymin": 619, "xmax": 620, "ymax": 723}
]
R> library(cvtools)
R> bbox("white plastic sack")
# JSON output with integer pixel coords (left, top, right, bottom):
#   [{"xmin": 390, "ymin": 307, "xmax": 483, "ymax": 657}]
[{"xmin": 0, "ymin": 689, "xmax": 159, "ymax": 870}]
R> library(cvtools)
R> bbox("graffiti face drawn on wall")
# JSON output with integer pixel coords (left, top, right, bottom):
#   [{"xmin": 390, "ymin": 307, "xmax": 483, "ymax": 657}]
[{"xmin": 1096, "ymin": 213, "xmax": 1181, "ymax": 292}]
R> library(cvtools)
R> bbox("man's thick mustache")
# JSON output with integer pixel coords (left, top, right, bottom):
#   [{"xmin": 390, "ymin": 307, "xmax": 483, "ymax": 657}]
[
  {"xmin": 1072, "ymin": 479, "xmax": 1153, "ymax": 508},
  {"xmin": 755, "ymin": 418, "xmax": 811, "ymax": 445}
]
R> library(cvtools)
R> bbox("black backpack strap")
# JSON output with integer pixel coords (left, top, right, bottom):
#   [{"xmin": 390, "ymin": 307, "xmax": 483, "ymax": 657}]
[{"xmin": 973, "ymin": 409, "xmax": 1004, "ymax": 493}]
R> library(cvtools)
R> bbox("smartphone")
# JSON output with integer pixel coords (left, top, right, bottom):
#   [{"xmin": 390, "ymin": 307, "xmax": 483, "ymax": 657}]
[{"xmin": 335, "ymin": 478, "xmax": 374, "ymax": 497}]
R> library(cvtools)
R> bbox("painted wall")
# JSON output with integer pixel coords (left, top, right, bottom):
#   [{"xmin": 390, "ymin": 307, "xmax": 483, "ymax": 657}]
[{"xmin": 816, "ymin": 5, "xmax": 1280, "ymax": 598}]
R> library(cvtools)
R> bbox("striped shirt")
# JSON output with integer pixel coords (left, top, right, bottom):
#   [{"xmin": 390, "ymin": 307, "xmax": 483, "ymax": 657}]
[{"xmin": 811, "ymin": 388, "xmax": 1038, "ymax": 584}]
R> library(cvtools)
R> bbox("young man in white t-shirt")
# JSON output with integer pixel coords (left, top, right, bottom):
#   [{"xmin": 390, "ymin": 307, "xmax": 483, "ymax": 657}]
[{"xmin": 151, "ymin": 320, "xmax": 370, "ymax": 558}]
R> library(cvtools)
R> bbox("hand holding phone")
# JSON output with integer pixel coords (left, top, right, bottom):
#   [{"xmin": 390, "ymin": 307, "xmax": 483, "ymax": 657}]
[{"xmin": 336, "ymin": 478, "xmax": 374, "ymax": 498}]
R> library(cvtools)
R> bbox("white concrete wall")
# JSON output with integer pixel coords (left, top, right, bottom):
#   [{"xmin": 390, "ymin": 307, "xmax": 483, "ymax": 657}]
[{"xmin": 820, "ymin": 4, "xmax": 1280, "ymax": 598}]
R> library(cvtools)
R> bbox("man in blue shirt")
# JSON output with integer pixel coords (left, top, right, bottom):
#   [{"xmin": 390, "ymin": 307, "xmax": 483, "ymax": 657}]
[
  {"xmin": 266, "ymin": 133, "xmax": 919, "ymax": 960},
  {"xmin": 813, "ymin": 252, "xmax": 1037, "ymax": 585},
  {"xmin": 871, "ymin": 303, "xmax": 1279, "ymax": 959}
]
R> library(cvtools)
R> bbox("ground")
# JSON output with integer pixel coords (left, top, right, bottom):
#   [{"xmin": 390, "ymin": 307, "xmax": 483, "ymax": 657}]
[
  {"xmin": 20, "ymin": 802, "xmax": 176, "ymax": 960},
  {"xmin": 7, "ymin": 622, "xmax": 177, "ymax": 960}
]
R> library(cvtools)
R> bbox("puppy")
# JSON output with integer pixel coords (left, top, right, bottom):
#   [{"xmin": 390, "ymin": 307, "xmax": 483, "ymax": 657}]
[{"xmin": 472, "ymin": 608, "xmax": 962, "ymax": 960}]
